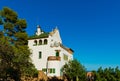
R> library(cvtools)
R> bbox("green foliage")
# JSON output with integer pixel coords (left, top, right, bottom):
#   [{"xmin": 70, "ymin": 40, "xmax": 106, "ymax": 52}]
[
  {"xmin": 1, "ymin": 7, "xmax": 18, "ymax": 23},
  {"xmin": 62, "ymin": 59, "xmax": 86, "ymax": 81},
  {"xmin": 0, "ymin": 7, "xmax": 27, "ymax": 37},
  {"xmin": 14, "ymin": 32, "xmax": 28, "ymax": 45},
  {"xmin": 0, "ymin": 18, "xmax": 3, "ymax": 25},
  {"xmin": 29, "ymin": 32, "xmax": 49, "ymax": 39},
  {"xmin": 0, "ymin": 7, "xmax": 38, "ymax": 80},
  {"xmin": 16, "ymin": 19, "xmax": 27, "ymax": 29},
  {"xmin": 92, "ymin": 66, "xmax": 120, "ymax": 81},
  {"xmin": 0, "ymin": 36, "xmax": 16, "ymax": 80}
]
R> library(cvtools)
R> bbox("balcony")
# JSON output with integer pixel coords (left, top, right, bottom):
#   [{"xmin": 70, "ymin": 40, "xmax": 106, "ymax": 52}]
[{"xmin": 47, "ymin": 56, "xmax": 61, "ymax": 61}]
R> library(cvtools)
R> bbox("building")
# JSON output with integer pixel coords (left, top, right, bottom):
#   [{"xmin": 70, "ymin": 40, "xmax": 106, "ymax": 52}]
[
  {"xmin": 28, "ymin": 25, "xmax": 74, "ymax": 77},
  {"xmin": 87, "ymin": 72, "xmax": 94, "ymax": 81}
]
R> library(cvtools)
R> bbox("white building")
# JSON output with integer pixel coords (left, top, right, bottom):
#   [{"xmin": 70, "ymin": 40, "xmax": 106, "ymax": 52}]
[{"xmin": 28, "ymin": 25, "xmax": 74, "ymax": 77}]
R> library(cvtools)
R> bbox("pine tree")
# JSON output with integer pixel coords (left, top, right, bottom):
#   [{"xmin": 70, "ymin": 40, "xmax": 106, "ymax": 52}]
[{"xmin": 0, "ymin": 7, "xmax": 38, "ymax": 80}]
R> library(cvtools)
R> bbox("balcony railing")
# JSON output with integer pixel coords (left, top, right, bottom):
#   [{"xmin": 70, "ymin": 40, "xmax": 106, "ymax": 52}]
[{"xmin": 47, "ymin": 56, "xmax": 61, "ymax": 61}]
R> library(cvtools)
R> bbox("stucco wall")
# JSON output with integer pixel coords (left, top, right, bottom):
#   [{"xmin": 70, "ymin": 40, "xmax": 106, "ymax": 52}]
[{"xmin": 28, "ymin": 28, "xmax": 73, "ymax": 77}]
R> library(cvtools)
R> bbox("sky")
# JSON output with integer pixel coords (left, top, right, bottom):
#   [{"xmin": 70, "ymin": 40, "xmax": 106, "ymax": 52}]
[{"xmin": 0, "ymin": 0, "xmax": 120, "ymax": 71}]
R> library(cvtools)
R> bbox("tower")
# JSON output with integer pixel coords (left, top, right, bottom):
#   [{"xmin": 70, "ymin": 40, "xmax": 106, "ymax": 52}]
[{"xmin": 36, "ymin": 25, "xmax": 43, "ymax": 35}]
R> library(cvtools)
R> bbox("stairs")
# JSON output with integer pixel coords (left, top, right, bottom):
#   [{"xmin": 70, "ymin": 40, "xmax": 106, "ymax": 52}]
[{"xmin": 38, "ymin": 70, "xmax": 47, "ymax": 81}]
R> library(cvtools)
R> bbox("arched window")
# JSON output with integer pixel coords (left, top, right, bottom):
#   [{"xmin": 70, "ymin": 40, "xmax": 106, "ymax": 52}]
[
  {"xmin": 44, "ymin": 39, "xmax": 48, "ymax": 45},
  {"xmin": 39, "ymin": 40, "xmax": 42, "ymax": 45},
  {"xmin": 34, "ymin": 40, "xmax": 37, "ymax": 46}
]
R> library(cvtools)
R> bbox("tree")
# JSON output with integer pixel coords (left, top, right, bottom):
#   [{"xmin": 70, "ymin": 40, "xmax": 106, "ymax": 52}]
[
  {"xmin": 92, "ymin": 66, "xmax": 120, "ymax": 81},
  {"xmin": 62, "ymin": 59, "xmax": 86, "ymax": 81},
  {"xmin": 0, "ymin": 7, "xmax": 38, "ymax": 80},
  {"xmin": 0, "ymin": 36, "xmax": 15, "ymax": 80},
  {"xmin": 115, "ymin": 66, "xmax": 120, "ymax": 80}
]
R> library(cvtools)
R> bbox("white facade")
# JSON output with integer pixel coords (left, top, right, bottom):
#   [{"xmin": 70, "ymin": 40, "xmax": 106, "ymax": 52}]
[{"xmin": 28, "ymin": 26, "xmax": 74, "ymax": 77}]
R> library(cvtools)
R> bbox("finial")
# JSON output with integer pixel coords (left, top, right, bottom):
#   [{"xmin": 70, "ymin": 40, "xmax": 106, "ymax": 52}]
[
  {"xmin": 55, "ymin": 26, "xmax": 58, "ymax": 30},
  {"xmin": 37, "ymin": 25, "xmax": 40, "ymax": 28}
]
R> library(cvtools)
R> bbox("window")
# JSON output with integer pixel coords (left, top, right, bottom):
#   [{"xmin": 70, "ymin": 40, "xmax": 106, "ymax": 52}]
[
  {"xmin": 53, "ymin": 68, "xmax": 55, "ymax": 73},
  {"xmin": 48, "ymin": 68, "xmax": 55, "ymax": 74},
  {"xmin": 51, "ymin": 39, "xmax": 53, "ymax": 41},
  {"xmin": 39, "ymin": 51, "xmax": 42, "ymax": 59},
  {"xmin": 44, "ymin": 39, "xmax": 48, "ymax": 45},
  {"xmin": 39, "ymin": 40, "xmax": 42, "ymax": 45},
  {"xmin": 50, "ymin": 69, "xmax": 52, "ymax": 73},
  {"xmin": 42, "ymin": 68, "xmax": 47, "ymax": 72},
  {"xmin": 63, "ymin": 54, "xmax": 68, "ymax": 61},
  {"xmin": 56, "ymin": 51, "xmax": 59, "ymax": 57},
  {"xmin": 33, "ymin": 40, "xmax": 37, "ymax": 46},
  {"xmin": 60, "ymin": 68, "xmax": 63, "ymax": 76}
]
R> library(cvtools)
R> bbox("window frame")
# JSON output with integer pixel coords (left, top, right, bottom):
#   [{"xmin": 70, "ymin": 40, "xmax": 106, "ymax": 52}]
[
  {"xmin": 53, "ymin": 68, "xmax": 55, "ymax": 73},
  {"xmin": 33, "ymin": 40, "xmax": 37, "ymax": 46},
  {"xmin": 39, "ymin": 40, "xmax": 42, "ymax": 45},
  {"xmin": 39, "ymin": 51, "xmax": 42, "ymax": 59},
  {"xmin": 63, "ymin": 54, "xmax": 68, "ymax": 61},
  {"xmin": 42, "ymin": 68, "xmax": 47, "ymax": 72},
  {"xmin": 56, "ymin": 51, "xmax": 59, "ymax": 57},
  {"xmin": 44, "ymin": 39, "xmax": 48, "ymax": 45}
]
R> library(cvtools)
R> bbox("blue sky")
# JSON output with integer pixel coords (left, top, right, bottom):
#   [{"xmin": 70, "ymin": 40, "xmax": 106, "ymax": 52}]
[{"xmin": 0, "ymin": 0, "xmax": 120, "ymax": 70}]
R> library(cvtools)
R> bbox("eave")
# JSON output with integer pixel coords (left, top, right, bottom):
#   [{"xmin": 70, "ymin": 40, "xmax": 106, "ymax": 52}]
[{"xmin": 60, "ymin": 44, "xmax": 74, "ymax": 54}]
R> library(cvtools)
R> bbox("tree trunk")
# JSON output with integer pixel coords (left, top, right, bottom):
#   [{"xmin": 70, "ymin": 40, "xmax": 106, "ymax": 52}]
[{"xmin": 76, "ymin": 76, "xmax": 79, "ymax": 81}]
